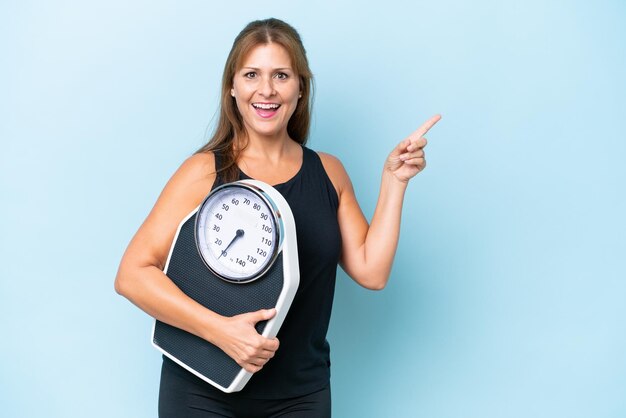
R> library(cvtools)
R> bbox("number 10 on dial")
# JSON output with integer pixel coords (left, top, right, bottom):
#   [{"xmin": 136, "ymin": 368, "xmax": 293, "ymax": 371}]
[{"xmin": 196, "ymin": 181, "xmax": 282, "ymax": 283}]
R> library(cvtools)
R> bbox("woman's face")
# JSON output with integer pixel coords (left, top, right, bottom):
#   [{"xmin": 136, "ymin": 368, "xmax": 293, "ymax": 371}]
[{"xmin": 231, "ymin": 43, "xmax": 301, "ymax": 140}]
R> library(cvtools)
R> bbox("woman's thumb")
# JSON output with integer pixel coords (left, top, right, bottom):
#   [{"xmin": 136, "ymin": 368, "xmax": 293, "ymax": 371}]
[{"xmin": 250, "ymin": 308, "xmax": 276, "ymax": 323}]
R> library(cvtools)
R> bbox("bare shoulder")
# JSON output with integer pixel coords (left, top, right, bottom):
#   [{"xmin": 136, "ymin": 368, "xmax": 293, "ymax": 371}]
[
  {"xmin": 140, "ymin": 151, "xmax": 215, "ymax": 230},
  {"xmin": 317, "ymin": 151, "xmax": 351, "ymax": 196},
  {"xmin": 174, "ymin": 151, "xmax": 216, "ymax": 183},
  {"xmin": 121, "ymin": 152, "xmax": 218, "ymax": 270},
  {"xmin": 317, "ymin": 151, "xmax": 342, "ymax": 167},
  {"xmin": 158, "ymin": 151, "xmax": 217, "ymax": 212}
]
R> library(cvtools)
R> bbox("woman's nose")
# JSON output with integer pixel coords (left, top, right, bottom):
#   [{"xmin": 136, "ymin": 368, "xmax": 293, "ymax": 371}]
[{"xmin": 258, "ymin": 76, "xmax": 276, "ymax": 97}]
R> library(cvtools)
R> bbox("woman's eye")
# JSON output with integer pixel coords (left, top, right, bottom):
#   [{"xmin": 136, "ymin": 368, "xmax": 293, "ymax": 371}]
[
  {"xmin": 244, "ymin": 72, "xmax": 257, "ymax": 79},
  {"xmin": 275, "ymin": 72, "xmax": 288, "ymax": 80}
]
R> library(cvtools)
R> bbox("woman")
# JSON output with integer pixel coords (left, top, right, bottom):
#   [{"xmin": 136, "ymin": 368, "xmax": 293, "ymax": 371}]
[{"xmin": 115, "ymin": 18, "xmax": 440, "ymax": 417}]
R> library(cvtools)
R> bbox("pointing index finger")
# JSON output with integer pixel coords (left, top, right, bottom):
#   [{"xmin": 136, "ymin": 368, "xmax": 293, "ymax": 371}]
[{"xmin": 412, "ymin": 114, "xmax": 442, "ymax": 139}]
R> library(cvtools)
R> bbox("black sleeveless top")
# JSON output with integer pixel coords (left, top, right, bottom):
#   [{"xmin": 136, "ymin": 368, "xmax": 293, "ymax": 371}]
[{"xmin": 166, "ymin": 145, "xmax": 341, "ymax": 398}]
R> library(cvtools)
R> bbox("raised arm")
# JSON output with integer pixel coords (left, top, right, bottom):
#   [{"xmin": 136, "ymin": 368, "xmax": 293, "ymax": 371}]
[
  {"xmin": 321, "ymin": 114, "xmax": 441, "ymax": 290},
  {"xmin": 114, "ymin": 153, "xmax": 279, "ymax": 373}
]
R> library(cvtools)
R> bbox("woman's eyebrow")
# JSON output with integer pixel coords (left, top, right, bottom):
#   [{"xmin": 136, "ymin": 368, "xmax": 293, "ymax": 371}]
[{"xmin": 240, "ymin": 66, "xmax": 293, "ymax": 71}]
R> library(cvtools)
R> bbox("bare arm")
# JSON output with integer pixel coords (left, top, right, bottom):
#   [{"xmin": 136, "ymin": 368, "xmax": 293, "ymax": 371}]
[
  {"xmin": 320, "ymin": 114, "xmax": 441, "ymax": 290},
  {"xmin": 114, "ymin": 153, "xmax": 278, "ymax": 373}
]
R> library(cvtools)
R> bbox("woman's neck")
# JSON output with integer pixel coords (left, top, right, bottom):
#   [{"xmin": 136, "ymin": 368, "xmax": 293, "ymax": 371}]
[
  {"xmin": 236, "ymin": 131, "xmax": 297, "ymax": 163},
  {"xmin": 234, "ymin": 132, "xmax": 303, "ymax": 185}
]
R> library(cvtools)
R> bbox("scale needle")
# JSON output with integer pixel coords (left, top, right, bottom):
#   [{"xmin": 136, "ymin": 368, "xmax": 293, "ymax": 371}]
[{"xmin": 219, "ymin": 229, "xmax": 244, "ymax": 258}]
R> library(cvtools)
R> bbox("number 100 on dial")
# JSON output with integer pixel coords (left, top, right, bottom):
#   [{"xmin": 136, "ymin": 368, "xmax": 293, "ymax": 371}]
[{"xmin": 195, "ymin": 182, "xmax": 282, "ymax": 283}]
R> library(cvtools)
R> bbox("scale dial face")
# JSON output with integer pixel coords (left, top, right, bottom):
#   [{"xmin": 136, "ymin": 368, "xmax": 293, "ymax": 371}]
[{"xmin": 195, "ymin": 182, "xmax": 281, "ymax": 283}]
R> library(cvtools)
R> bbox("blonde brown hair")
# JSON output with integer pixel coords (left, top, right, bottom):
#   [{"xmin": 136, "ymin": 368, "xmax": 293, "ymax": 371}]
[{"xmin": 197, "ymin": 18, "xmax": 314, "ymax": 182}]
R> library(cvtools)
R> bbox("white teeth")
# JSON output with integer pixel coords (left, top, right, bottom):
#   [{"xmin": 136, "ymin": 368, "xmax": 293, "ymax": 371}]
[{"xmin": 252, "ymin": 103, "xmax": 280, "ymax": 110}]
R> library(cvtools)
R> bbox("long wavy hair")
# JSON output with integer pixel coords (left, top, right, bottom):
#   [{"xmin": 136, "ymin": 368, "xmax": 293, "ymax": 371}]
[{"xmin": 196, "ymin": 18, "xmax": 314, "ymax": 183}]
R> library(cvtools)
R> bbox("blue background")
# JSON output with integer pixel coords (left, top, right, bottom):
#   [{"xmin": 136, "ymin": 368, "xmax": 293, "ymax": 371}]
[{"xmin": 1, "ymin": 1, "xmax": 625, "ymax": 417}]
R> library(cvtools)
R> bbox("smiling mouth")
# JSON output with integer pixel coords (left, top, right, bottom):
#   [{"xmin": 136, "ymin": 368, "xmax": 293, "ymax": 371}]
[
  {"xmin": 252, "ymin": 103, "xmax": 281, "ymax": 110},
  {"xmin": 251, "ymin": 103, "xmax": 281, "ymax": 119}
]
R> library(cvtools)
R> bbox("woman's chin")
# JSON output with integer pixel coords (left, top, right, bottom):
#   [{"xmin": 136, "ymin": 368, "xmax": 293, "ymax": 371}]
[{"xmin": 246, "ymin": 125, "xmax": 287, "ymax": 139}]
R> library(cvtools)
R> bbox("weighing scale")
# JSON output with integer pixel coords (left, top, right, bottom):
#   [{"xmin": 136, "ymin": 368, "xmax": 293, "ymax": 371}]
[{"xmin": 152, "ymin": 179, "xmax": 299, "ymax": 393}]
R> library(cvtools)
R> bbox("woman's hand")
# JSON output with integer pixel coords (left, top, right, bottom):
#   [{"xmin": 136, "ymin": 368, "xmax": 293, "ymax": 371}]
[
  {"xmin": 213, "ymin": 308, "xmax": 280, "ymax": 373},
  {"xmin": 385, "ymin": 114, "xmax": 441, "ymax": 183}
]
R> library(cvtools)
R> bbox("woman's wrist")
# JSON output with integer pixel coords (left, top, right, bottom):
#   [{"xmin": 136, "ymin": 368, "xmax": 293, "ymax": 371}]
[
  {"xmin": 194, "ymin": 308, "xmax": 226, "ymax": 345},
  {"xmin": 381, "ymin": 169, "xmax": 409, "ymax": 195}
]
